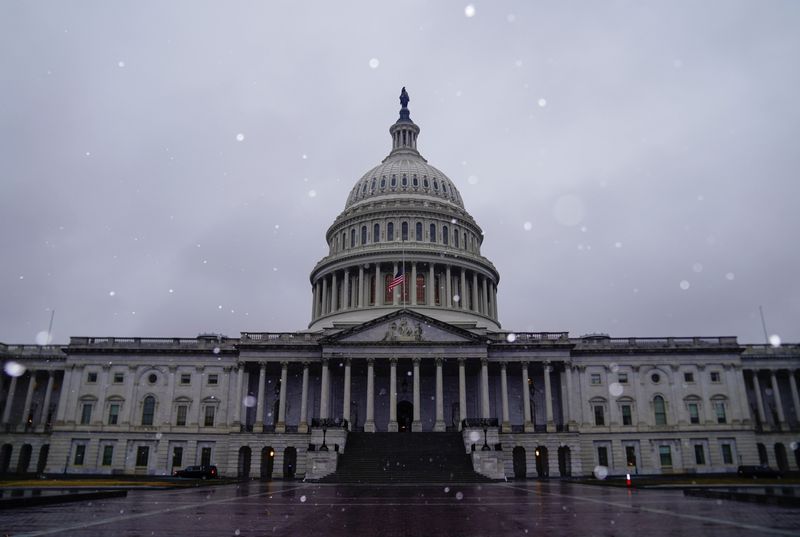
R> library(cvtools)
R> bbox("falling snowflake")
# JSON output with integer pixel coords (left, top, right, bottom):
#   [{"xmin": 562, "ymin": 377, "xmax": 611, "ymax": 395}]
[
  {"xmin": 523, "ymin": 222, "xmax": 532, "ymax": 231},
  {"xmin": 464, "ymin": 5, "xmax": 476, "ymax": 17},
  {"xmin": 506, "ymin": 333, "xmax": 517, "ymax": 343},
  {"xmin": 236, "ymin": 133, "xmax": 245, "ymax": 142},
  {"xmin": 308, "ymin": 190, "xmax": 317, "ymax": 198},
  {"xmin": 679, "ymin": 280, "xmax": 690, "ymax": 290},
  {"xmin": 4, "ymin": 361, "xmax": 26, "ymax": 377},
  {"xmin": 369, "ymin": 58, "xmax": 380, "ymax": 69},
  {"xmin": 769, "ymin": 334, "xmax": 781, "ymax": 348},
  {"xmin": 537, "ymin": 98, "xmax": 547, "ymax": 108}
]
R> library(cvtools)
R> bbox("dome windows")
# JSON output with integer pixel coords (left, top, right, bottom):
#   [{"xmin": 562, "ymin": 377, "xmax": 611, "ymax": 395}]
[
  {"xmin": 429, "ymin": 223, "xmax": 436, "ymax": 243},
  {"xmin": 380, "ymin": 177, "xmax": 386, "ymax": 189},
  {"xmin": 442, "ymin": 225, "xmax": 449, "ymax": 245},
  {"xmin": 401, "ymin": 175, "xmax": 407, "ymax": 187},
  {"xmin": 412, "ymin": 175, "xmax": 419, "ymax": 187},
  {"xmin": 387, "ymin": 222, "xmax": 394, "ymax": 241},
  {"xmin": 454, "ymin": 228, "xmax": 459, "ymax": 248},
  {"xmin": 361, "ymin": 226, "xmax": 367, "ymax": 245},
  {"xmin": 423, "ymin": 177, "xmax": 429, "ymax": 188},
  {"xmin": 391, "ymin": 175, "xmax": 397, "ymax": 188},
  {"xmin": 350, "ymin": 229, "xmax": 356, "ymax": 248},
  {"xmin": 401, "ymin": 222, "xmax": 408, "ymax": 241},
  {"xmin": 442, "ymin": 182, "xmax": 448, "ymax": 194},
  {"xmin": 371, "ymin": 178, "xmax": 376, "ymax": 192},
  {"xmin": 415, "ymin": 222, "xmax": 422, "ymax": 241},
  {"xmin": 373, "ymin": 223, "xmax": 380, "ymax": 243},
  {"xmin": 433, "ymin": 179, "xmax": 439, "ymax": 191}
]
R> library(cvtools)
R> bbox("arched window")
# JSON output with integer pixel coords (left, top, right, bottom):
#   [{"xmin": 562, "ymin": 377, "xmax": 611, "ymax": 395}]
[
  {"xmin": 350, "ymin": 229, "xmax": 356, "ymax": 248},
  {"xmin": 361, "ymin": 183, "xmax": 367, "ymax": 194},
  {"xmin": 401, "ymin": 222, "xmax": 408, "ymax": 241},
  {"xmin": 380, "ymin": 177, "xmax": 386, "ymax": 189},
  {"xmin": 387, "ymin": 222, "xmax": 394, "ymax": 241},
  {"xmin": 401, "ymin": 175, "xmax": 408, "ymax": 187},
  {"xmin": 433, "ymin": 179, "xmax": 439, "ymax": 191},
  {"xmin": 653, "ymin": 396, "xmax": 667, "ymax": 425},
  {"xmin": 371, "ymin": 178, "xmax": 376, "ymax": 191},
  {"xmin": 416, "ymin": 274, "xmax": 426, "ymax": 304},
  {"xmin": 341, "ymin": 231, "xmax": 346, "ymax": 250},
  {"xmin": 463, "ymin": 232, "xmax": 467, "ymax": 250},
  {"xmin": 423, "ymin": 177, "xmax": 429, "ymax": 188},
  {"xmin": 442, "ymin": 182, "xmax": 448, "ymax": 193},
  {"xmin": 373, "ymin": 223, "xmax": 380, "ymax": 243},
  {"xmin": 361, "ymin": 226, "xmax": 367, "ymax": 245},
  {"xmin": 391, "ymin": 175, "xmax": 397, "ymax": 187},
  {"xmin": 429, "ymin": 223, "xmax": 436, "ymax": 243},
  {"xmin": 442, "ymin": 225, "xmax": 449, "ymax": 245},
  {"xmin": 142, "ymin": 396, "xmax": 155, "ymax": 426},
  {"xmin": 415, "ymin": 222, "xmax": 423, "ymax": 241},
  {"xmin": 412, "ymin": 175, "xmax": 419, "ymax": 187},
  {"xmin": 454, "ymin": 229, "xmax": 460, "ymax": 248}
]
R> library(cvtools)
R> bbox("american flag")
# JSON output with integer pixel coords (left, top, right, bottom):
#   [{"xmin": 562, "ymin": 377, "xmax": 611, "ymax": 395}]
[{"xmin": 387, "ymin": 269, "xmax": 405, "ymax": 291}]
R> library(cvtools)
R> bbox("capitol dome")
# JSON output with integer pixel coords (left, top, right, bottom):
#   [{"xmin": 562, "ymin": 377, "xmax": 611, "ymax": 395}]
[{"xmin": 309, "ymin": 88, "xmax": 500, "ymax": 331}]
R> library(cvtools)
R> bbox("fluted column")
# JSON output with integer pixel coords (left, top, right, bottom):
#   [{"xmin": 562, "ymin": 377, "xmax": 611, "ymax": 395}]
[
  {"xmin": 233, "ymin": 363, "xmax": 244, "ymax": 426},
  {"xmin": 521, "ymin": 362, "xmax": 533, "ymax": 432},
  {"xmin": 299, "ymin": 362, "xmax": 309, "ymax": 433},
  {"xmin": 343, "ymin": 269, "xmax": 350, "ymax": 310},
  {"xmin": 458, "ymin": 358, "xmax": 467, "ymax": 429},
  {"xmin": 492, "ymin": 283, "xmax": 498, "ymax": 318},
  {"xmin": 343, "ymin": 358, "xmax": 351, "ymax": 425},
  {"xmin": 480, "ymin": 359, "xmax": 490, "ymax": 419},
  {"xmin": 428, "ymin": 263, "xmax": 435, "ymax": 305},
  {"xmin": 500, "ymin": 362, "xmax": 510, "ymax": 432},
  {"xmin": 544, "ymin": 362, "xmax": 555, "ymax": 432},
  {"xmin": 460, "ymin": 270, "xmax": 467, "ymax": 309},
  {"xmin": 311, "ymin": 283, "xmax": 318, "ymax": 319},
  {"xmin": 412, "ymin": 358, "xmax": 422, "ymax": 431},
  {"xmin": 276, "ymin": 362, "xmax": 288, "ymax": 432},
  {"xmin": 321, "ymin": 277, "xmax": 328, "ymax": 315},
  {"xmin": 434, "ymin": 358, "xmax": 445, "ymax": 431},
  {"xmin": 789, "ymin": 371, "xmax": 800, "ymax": 425},
  {"xmin": 319, "ymin": 359, "xmax": 330, "ymax": 420},
  {"xmin": 54, "ymin": 366, "xmax": 73, "ymax": 424},
  {"xmin": 565, "ymin": 363, "xmax": 575, "ymax": 427},
  {"xmin": 365, "ymin": 359, "xmax": 375, "ymax": 432},
  {"xmin": 1, "ymin": 376, "xmax": 18, "ymax": 425},
  {"xmin": 21, "ymin": 373, "xmax": 36, "ymax": 428},
  {"xmin": 482, "ymin": 277, "xmax": 489, "ymax": 315},
  {"xmin": 40, "ymin": 371, "xmax": 55, "ymax": 427},
  {"xmin": 411, "ymin": 263, "xmax": 417, "ymax": 305},
  {"xmin": 445, "ymin": 266, "xmax": 452, "ymax": 307},
  {"xmin": 331, "ymin": 272, "xmax": 338, "ymax": 312},
  {"xmin": 388, "ymin": 359, "xmax": 398, "ymax": 431},
  {"xmin": 374, "ymin": 264, "xmax": 381, "ymax": 306},
  {"xmin": 255, "ymin": 363, "xmax": 266, "ymax": 432},
  {"xmin": 358, "ymin": 266, "xmax": 365, "ymax": 307},
  {"xmin": 752, "ymin": 370, "xmax": 767, "ymax": 425},
  {"xmin": 472, "ymin": 272, "xmax": 479, "ymax": 313},
  {"xmin": 770, "ymin": 370, "xmax": 787, "ymax": 428}
]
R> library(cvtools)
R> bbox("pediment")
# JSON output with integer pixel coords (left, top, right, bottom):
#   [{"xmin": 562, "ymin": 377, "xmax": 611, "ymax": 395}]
[{"xmin": 324, "ymin": 309, "xmax": 481, "ymax": 344}]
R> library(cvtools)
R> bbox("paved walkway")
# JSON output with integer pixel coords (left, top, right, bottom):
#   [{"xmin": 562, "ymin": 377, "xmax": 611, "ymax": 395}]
[{"xmin": 2, "ymin": 481, "xmax": 799, "ymax": 536}]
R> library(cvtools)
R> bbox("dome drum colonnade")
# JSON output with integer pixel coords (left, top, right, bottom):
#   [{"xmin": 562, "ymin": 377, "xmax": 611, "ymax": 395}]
[{"xmin": 309, "ymin": 88, "xmax": 500, "ymax": 331}]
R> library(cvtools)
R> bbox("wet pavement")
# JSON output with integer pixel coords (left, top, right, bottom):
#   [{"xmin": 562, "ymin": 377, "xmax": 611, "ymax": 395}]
[{"xmin": 2, "ymin": 480, "xmax": 799, "ymax": 536}]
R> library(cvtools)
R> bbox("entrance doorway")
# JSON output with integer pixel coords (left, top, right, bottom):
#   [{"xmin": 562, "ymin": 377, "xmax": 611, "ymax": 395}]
[
  {"xmin": 16, "ymin": 444, "xmax": 32, "ymax": 474},
  {"xmin": 237, "ymin": 446, "xmax": 252, "ymax": 479},
  {"xmin": 397, "ymin": 401, "xmax": 413, "ymax": 432},
  {"xmin": 283, "ymin": 447, "xmax": 297, "ymax": 479},
  {"xmin": 535, "ymin": 445, "xmax": 549, "ymax": 478},
  {"xmin": 261, "ymin": 446, "xmax": 274, "ymax": 480},
  {"xmin": 557, "ymin": 446, "xmax": 571, "ymax": 476},
  {"xmin": 512, "ymin": 446, "xmax": 527, "ymax": 479}
]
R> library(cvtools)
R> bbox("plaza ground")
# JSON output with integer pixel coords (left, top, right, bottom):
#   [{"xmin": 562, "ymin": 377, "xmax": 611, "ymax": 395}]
[{"xmin": 1, "ymin": 480, "xmax": 800, "ymax": 536}]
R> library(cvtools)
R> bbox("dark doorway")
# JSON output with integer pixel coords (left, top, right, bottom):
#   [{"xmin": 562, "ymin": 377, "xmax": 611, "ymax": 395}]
[
  {"xmin": 237, "ymin": 446, "xmax": 252, "ymax": 479},
  {"xmin": 261, "ymin": 446, "xmax": 274, "ymax": 480},
  {"xmin": 36, "ymin": 444, "xmax": 49, "ymax": 474},
  {"xmin": 775, "ymin": 443, "xmax": 790, "ymax": 472},
  {"xmin": 283, "ymin": 447, "xmax": 297, "ymax": 479},
  {"xmin": 397, "ymin": 401, "xmax": 413, "ymax": 432},
  {"xmin": 558, "ymin": 446, "xmax": 571, "ymax": 477},
  {"xmin": 512, "ymin": 446, "xmax": 527, "ymax": 479},
  {"xmin": 535, "ymin": 445, "xmax": 549, "ymax": 478},
  {"xmin": 757, "ymin": 443, "xmax": 768, "ymax": 465},
  {"xmin": 16, "ymin": 444, "xmax": 32, "ymax": 474},
  {"xmin": 0, "ymin": 444, "xmax": 12, "ymax": 473}
]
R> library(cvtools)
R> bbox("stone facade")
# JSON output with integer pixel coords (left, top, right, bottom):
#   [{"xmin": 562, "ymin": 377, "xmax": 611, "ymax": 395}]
[{"xmin": 1, "ymin": 90, "xmax": 798, "ymax": 480}]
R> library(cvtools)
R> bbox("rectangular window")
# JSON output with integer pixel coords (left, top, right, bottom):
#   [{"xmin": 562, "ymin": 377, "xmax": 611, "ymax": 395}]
[
  {"xmin": 204, "ymin": 406, "xmax": 215, "ymax": 427},
  {"xmin": 135, "ymin": 446, "xmax": 149, "ymax": 467},
  {"xmin": 180, "ymin": 373, "xmax": 191, "ymax": 385},
  {"xmin": 710, "ymin": 371, "xmax": 721, "ymax": 383},
  {"xmin": 659, "ymin": 445, "xmax": 672, "ymax": 467},
  {"xmin": 429, "ymin": 223, "xmax": 436, "ymax": 243},
  {"xmin": 721, "ymin": 444, "xmax": 733, "ymax": 464},
  {"xmin": 621, "ymin": 405, "xmax": 632, "ymax": 426},
  {"xmin": 102, "ymin": 445, "xmax": 114, "ymax": 466},
  {"xmin": 688, "ymin": 403, "xmax": 700, "ymax": 424},
  {"xmin": 176, "ymin": 405, "xmax": 187, "ymax": 426},
  {"xmin": 590, "ymin": 374, "xmax": 602, "ymax": 385},
  {"xmin": 715, "ymin": 402, "xmax": 727, "ymax": 424},
  {"xmin": 684, "ymin": 372, "xmax": 694, "ymax": 383},
  {"xmin": 597, "ymin": 446, "xmax": 609, "ymax": 467},
  {"xmin": 87, "ymin": 372, "xmax": 98, "ymax": 383},
  {"xmin": 594, "ymin": 405, "xmax": 605, "ymax": 426},
  {"xmin": 108, "ymin": 404, "xmax": 120, "ymax": 425},
  {"xmin": 694, "ymin": 445, "xmax": 706, "ymax": 465},
  {"xmin": 200, "ymin": 447, "xmax": 212, "ymax": 467},
  {"xmin": 113, "ymin": 372, "xmax": 124, "ymax": 383},
  {"xmin": 172, "ymin": 447, "xmax": 183, "ymax": 468},
  {"xmin": 80, "ymin": 403, "xmax": 92, "ymax": 425},
  {"xmin": 207, "ymin": 374, "xmax": 219, "ymax": 386},
  {"xmin": 618, "ymin": 373, "xmax": 628, "ymax": 384},
  {"xmin": 74, "ymin": 444, "xmax": 85, "ymax": 466},
  {"xmin": 625, "ymin": 446, "xmax": 637, "ymax": 467}
]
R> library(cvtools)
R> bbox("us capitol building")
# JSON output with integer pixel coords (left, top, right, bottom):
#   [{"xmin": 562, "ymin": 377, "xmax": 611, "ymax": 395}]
[{"xmin": 1, "ymin": 89, "xmax": 799, "ymax": 481}]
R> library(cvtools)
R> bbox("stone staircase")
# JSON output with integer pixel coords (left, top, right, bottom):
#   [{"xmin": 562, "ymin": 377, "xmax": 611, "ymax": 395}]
[{"xmin": 317, "ymin": 432, "xmax": 494, "ymax": 483}]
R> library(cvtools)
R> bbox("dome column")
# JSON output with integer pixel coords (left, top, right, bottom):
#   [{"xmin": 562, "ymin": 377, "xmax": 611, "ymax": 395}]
[
  {"xmin": 445, "ymin": 266, "xmax": 452, "ymax": 307},
  {"xmin": 460, "ymin": 269, "xmax": 467, "ymax": 310},
  {"xmin": 331, "ymin": 272, "xmax": 338, "ymax": 312},
  {"xmin": 472, "ymin": 272, "xmax": 479, "ymax": 313},
  {"xmin": 392, "ymin": 262, "xmax": 399, "ymax": 306},
  {"xmin": 428, "ymin": 263, "xmax": 435, "ymax": 305},
  {"xmin": 482, "ymin": 276, "xmax": 489, "ymax": 315},
  {"xmin": 411, "ymin": 262, "xmax": 418, "ymax": 305},
  {"xmin": 343, "ymin": 269, "xmax": 350, "ymax": 310},
  {"xmin": 388, "ymin": 359, "xmax": 398, "ymax": 432},
  {"xmin": 374, "ymin": 264, "xmax": 381, "ymax": 307},
  {"xmin": 358, "ymin": 266, "xmax": 365, "ymax": 307},
  {"xmin": 321, "ymin": 276, "xmax": 328, "ymax": 315}
]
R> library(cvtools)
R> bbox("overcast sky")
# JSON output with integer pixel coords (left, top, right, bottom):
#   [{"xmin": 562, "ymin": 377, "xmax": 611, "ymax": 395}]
[{"xmin": 1, "ymin": 1, "xmax": 798, "ymax": 346}]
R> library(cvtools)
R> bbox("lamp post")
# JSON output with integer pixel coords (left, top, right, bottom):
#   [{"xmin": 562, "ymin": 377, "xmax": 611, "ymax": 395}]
[
  {"xmin": 320, "ymin": 420, "xmax": 329, "ymax": 452},
  {"xmin": 481, "ymin": 419, "xmax": 491, "ymax": 451}
]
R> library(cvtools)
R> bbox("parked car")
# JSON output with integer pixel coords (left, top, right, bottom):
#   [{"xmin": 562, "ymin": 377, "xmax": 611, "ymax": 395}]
[
  {"xmin": 173, "ymin": 465, "xmax": 218, "ymax": 479},
  {"xmin": 737, "ymin": 465, "xmax": 781, "ymax": 478}
]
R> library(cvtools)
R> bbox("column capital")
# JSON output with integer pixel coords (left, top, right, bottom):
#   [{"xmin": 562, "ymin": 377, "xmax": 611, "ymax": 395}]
[
  {"xmin": 344, "ymin": 357, "xmax": 352, "ymax": 366},
  {"xmin": 458, "ymin": 358, "xmax": 466, "ymax": 365},
  {"xmin": 390, "ymin": 358, "xmax": 398, "ymax": 365},
  {"xmin": 500, "ymin": 361, "xmax": 508, "ymax": 369},
  {"xmin": 259, "ymin": 362, "xmax": 267, "ymax": 370},
  {"xmin": 367, "ymin": 358, "xmax": 375, "ymax": 366},
  {"xmin": 412, "ymin": 357, "xmax": 421, "ymax": 365},
  {"xmin": 222, "ymin": 366, "xmax": 233, "ymax": 373},
  {"xmin": 321, "ymin": 358, "xmax": 329, "ymax": 366},
  {"xmin": 302, "ymin": 361, "xmax": 310, "ymax": 367},
  {"xmin": 435, "ymin": 357, "xmax": 443, "ymax": 367},
  {"xmin": 280, "ymin": 361, "xmax": 289, "ymax": 367},
  {"xmin": 480, "ymin": 358, "xmax": 488, "ymax": 366}
]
